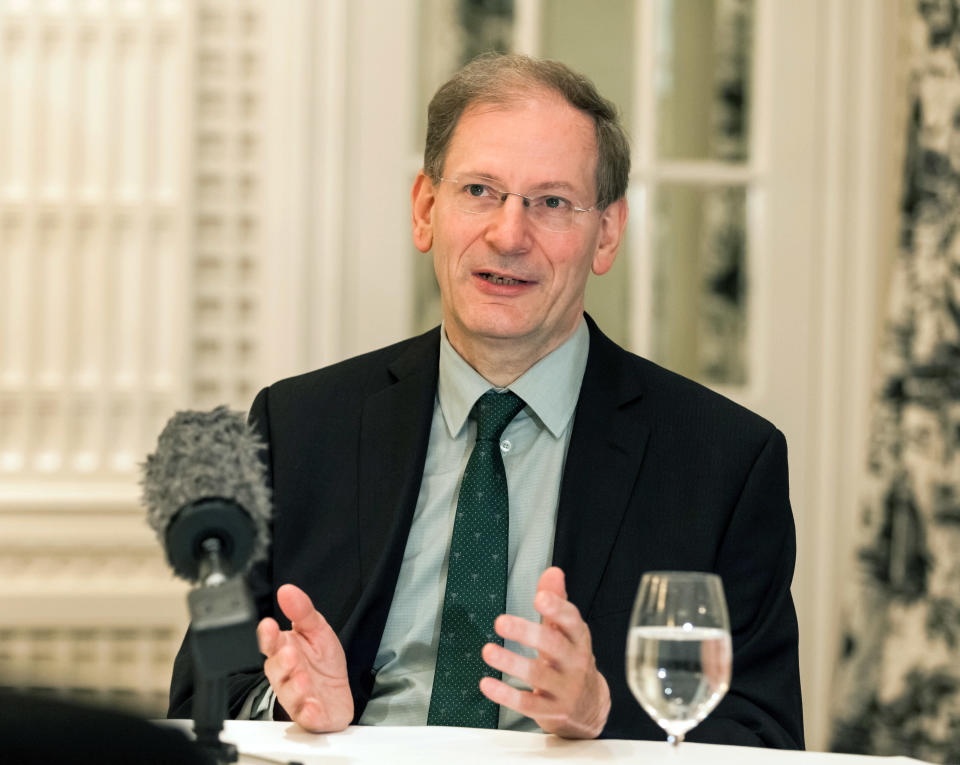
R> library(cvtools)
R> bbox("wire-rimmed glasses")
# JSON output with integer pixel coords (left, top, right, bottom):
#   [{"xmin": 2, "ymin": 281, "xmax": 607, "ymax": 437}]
[{"xmin": 438, "ymin": 176, "xmax": 595, "ymax": 232}]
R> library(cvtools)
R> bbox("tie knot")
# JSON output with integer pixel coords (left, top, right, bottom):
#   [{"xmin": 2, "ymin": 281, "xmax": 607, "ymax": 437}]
[{"xmin": 474, "ymin": 390, "xmax": 525, "ymax": 442}]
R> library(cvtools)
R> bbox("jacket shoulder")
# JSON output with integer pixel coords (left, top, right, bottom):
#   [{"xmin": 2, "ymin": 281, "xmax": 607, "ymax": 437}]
[
  {"xmin": 587, "ymin": 318, "xmax": 778, "ymax": 445},
  {"xmin": 264, "ymin": 326, "xmax": 440, "ymax": 406},
  {"xmin": 637, "ymin": 354, "xmax": 775, "ymax": 437}
]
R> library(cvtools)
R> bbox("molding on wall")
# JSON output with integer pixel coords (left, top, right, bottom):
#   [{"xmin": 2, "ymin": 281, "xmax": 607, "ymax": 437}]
[
  {"xmin": 341, "ymin": 0, "xmax": 418, "ymax": 358},
  {"xmin": 312, "ymin": 0, "xmax": 348, "ymax": 368},
  {"xmin": 0, "ymin": 506, "xmax": 157, "ymax": 543},
  {"xmin": 0, "ymin": 484, "xmax": 139, "ymax": 514}
]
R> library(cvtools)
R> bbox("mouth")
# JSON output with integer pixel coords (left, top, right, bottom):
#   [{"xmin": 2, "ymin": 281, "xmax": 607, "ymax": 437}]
[{"xmin": 476, "ymin": 271, "xmax": 531, "ymax": 286}]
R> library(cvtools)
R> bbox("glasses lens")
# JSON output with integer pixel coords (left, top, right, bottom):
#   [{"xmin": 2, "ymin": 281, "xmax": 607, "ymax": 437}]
[
  {"xmin": 530, "ymin": 202, "xmax": 574, "ymax": 232},
  {"xmin": 460, "ymin": 195, "xmax": 499, "ymax": 214},
  {"xmin": 447, "ymin": 180, "xmax": 499, "ymax": 214}
]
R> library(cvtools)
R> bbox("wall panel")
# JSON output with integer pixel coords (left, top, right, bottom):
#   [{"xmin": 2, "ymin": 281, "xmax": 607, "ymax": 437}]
[{"xmin": 0, "ymin": 0, "xmax": 265, "ymax": 716}]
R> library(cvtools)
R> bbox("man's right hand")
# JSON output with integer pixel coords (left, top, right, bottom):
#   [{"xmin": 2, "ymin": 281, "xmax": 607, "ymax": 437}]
[{"xmin": 256, "ymin": 583, "xmax": 354, "ymax": 732}]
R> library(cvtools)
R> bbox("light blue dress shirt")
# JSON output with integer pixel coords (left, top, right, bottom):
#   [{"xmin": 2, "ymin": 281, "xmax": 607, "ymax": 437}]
[{"xmin": 358, "ymin": 319, "xmax": 589, "ymax": 730}]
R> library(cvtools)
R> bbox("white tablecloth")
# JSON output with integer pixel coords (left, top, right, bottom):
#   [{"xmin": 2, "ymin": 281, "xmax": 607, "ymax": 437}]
[{"xmin": 188, "ymin": 722, "xmax": 936, "ymax": 765}]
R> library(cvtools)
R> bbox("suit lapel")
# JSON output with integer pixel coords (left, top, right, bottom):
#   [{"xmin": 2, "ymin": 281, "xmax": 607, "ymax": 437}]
[
  {"xmin": 345, "ymin": 330, "xmax": 439, "ymax": 715},
  {"xmin": 553, "ymin": 318, "xmax": 650, "ymax": 616},
  {"xmin": 356, "ymin": 330, "xmax": 440, "ymax": 590}
]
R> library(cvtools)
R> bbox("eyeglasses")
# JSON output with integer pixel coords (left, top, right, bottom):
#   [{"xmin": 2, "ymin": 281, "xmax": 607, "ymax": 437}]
[{"xmin": 438, "ymin": 176, "xmax": 595, "ymax": 233}]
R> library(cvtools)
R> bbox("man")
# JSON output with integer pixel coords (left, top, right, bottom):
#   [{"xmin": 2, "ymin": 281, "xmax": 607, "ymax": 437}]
[{"xmin": 169, "ymin": 53, "xmax": 804, "ymax": 747}]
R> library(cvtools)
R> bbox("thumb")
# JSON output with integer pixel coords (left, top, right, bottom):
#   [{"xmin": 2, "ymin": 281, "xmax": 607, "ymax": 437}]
[
  {"xmin": 276, "ymin": 583, "xmax": 329, "ymax": 638},
  {"xmin": 537, "ymin": 566, "xmax": 567, "ymax": 600}
]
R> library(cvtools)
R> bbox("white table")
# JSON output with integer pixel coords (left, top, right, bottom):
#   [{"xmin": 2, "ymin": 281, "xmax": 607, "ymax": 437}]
[{"xmin": 198, "ymin": 722, "xmax": 936, "ymax": 765}]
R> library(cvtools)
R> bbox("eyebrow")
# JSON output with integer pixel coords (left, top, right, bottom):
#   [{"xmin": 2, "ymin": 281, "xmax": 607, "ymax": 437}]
[{"xmin": 457, "ymin": 172, "xmax": 581, "ymax": 195}]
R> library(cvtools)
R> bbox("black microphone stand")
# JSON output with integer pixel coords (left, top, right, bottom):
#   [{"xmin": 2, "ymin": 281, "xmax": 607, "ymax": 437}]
[
  {"xmin": 167, "ymin": 500, "xmax": 302, "ymax": 765},
  {"xmin": 189, "ymin": 537, "xmax": 261, "ymax": 764}
]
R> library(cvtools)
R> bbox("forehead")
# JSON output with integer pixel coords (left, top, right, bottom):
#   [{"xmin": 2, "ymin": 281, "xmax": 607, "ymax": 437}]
[{"xmin": 443, "ymin": 92, "xmax": 598, "ymax": 193}]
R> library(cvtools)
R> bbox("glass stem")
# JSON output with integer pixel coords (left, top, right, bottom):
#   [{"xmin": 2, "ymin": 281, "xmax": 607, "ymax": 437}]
[{"xmin": 667, "ymin": 733, "xmax": 684, "ymax": 748}]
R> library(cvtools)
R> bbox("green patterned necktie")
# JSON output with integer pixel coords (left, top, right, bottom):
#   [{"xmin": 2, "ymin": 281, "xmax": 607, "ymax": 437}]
[{"xmin": 427, "ymin": 389, "xmax": 526, "ymax": 728}]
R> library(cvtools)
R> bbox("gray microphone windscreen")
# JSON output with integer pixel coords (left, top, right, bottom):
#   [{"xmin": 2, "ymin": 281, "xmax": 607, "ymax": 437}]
[{"xmin": 141, "ymin": 406, "xmax": 271, "ymax": 577}]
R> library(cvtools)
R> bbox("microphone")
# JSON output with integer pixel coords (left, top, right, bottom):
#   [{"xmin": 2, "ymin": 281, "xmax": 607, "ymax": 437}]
[
  {"xmin": 141, "ymin": 406, "xmax": 271, "ymax": 586},
  {"xmin": 141, "ymin": 406, "xmax": 271, "ymax": 764}
]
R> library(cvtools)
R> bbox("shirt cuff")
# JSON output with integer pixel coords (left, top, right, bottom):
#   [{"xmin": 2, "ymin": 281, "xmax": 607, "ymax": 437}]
[{"xmin": 236, "ymin": 677, "xmax": 276, "ymax": 721}]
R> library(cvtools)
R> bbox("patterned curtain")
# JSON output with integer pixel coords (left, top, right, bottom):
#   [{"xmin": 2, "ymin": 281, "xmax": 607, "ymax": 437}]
[{"xmin": 831, "ymin": 1, "xmax": 960, "ymax": 762}]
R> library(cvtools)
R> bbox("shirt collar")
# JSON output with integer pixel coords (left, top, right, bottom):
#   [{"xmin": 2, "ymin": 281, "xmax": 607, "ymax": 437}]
[{"xmin": 437, "ymin": 317, "xmax": 590, "ymax": 439}]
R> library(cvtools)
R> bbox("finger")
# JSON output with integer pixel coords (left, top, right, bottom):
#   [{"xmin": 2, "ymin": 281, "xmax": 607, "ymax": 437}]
[
  {"xmin": 266, "ymin": 651, "xmax": 350, "ymax": 734},
  {"xmin": 482, "ymin": 642, "xmax": 560, "ymax": 694},
  {"xmin": 536, "ymin": 567, "xmax": 567, "ymax": 599},
  {"xmin": 495, "ymin": 615, "xmax": 568, "ymax": 664},
  {"xmin": 479, "ymin": 676, "xmax": 555, "ymax": 719},
  {"xmin": 294, "ymin": 697, "xmax": 337, "ymax": 733},
  {"xmin": 263, "ymin": 643, "xmax": 299, "ymax": 690},
  {"xmin": 276, "ymin": 584, "xmax": 332, "ymax": 644},
  {"xmin": 481, "ymin": 672, "xmax": 607, "ymax": 739},
  {"xmin": 701, "ymin": 637, "xmax": 731, "ymax": 688},
  {"xmin": 534, "ymin": 590, "xmax": 591, "ymax": 645},
  {"xmin": 257, "ymin": 617, "xmax": 280, "ymax": 656}
]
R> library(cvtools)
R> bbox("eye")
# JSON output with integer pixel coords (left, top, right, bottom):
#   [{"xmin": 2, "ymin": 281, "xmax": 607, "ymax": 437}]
[
  {"xmin": 540, "ymin": 195, "xmax": 572, "ymax": 210},
  {"xmin": 465, "ymin": 183, "xmax": 492, "ymax": 197}
]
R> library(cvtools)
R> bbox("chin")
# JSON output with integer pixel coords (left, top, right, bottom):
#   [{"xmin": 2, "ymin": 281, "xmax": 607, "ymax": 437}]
[{"xmin": 464, "ymin": 315, "xmax": 536, "ymax": 342}]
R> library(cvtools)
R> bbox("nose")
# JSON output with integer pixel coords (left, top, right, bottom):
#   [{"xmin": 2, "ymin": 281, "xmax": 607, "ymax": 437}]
[{"xmin": 483, "ymin": 193, "xmax": 532, "ymax": 254}]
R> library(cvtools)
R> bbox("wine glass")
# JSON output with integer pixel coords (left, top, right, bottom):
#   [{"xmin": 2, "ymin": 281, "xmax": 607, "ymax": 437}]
[{"xmin": 626, "ymin": 571, "xmax": 732, "ymax": 748}]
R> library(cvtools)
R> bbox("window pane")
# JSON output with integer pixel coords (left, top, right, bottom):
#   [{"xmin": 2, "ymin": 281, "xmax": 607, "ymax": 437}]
[
  {"xmin": 541, "ymin": 0, "xmax": 635, "ymax": 134},
  {"xmin": 415, "ymin": 0, "xmax": 515, "ymax": 156},
  {"xmin": 655, "ymin": 0, "xmax": 752, "ymax": 161},
  {"xmin": 651, "ymin": 185, "xmax": 748, "ymax": 385},
  {"xmin": 541, "ymin": 0, "xmax": 635, "ymax": 347}
]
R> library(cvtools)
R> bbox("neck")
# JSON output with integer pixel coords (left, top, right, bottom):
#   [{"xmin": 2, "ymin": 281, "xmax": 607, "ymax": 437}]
[{"xmin": 444, "ymin": 319, "xmax": 581, "ymax": 388}]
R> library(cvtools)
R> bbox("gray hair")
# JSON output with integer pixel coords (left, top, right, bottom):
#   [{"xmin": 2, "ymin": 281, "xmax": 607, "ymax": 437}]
[{"xmin": 424, "ymin": 53, "xmax": 631, "ymax": 210}]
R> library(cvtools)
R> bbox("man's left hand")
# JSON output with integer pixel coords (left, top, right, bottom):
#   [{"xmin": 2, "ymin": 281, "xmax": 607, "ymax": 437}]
[{"xmin": 479, "ymin": 566, "xmax": 610, "ymax": 739}]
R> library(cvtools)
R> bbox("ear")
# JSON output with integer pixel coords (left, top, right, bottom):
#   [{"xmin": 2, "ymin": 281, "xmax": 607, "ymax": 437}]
[
  {"xmin": 411, "ymin": 171, "xmax": 436, "ymax": 253},
  {"xmin": 591, "ymin": 197, "xmax": 629, "ymax": 276}
]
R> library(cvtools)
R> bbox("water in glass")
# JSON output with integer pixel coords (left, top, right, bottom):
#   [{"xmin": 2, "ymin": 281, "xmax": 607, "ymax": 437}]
[{"xmin": 626, "ymin": 572, "xmax": 731, "ymax": 747}]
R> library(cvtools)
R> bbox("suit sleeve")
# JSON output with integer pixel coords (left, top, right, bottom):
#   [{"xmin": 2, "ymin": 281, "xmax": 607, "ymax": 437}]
[
  {"xmin": 687, "ymin": 427, "xmax": 805, "ymax": 749},
  {"xmin": 167, "ymin": 388, "xmax": 276, "ymax": 720}
]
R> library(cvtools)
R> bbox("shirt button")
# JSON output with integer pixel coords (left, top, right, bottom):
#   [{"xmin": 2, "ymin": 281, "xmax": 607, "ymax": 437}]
[{"xmin": 500, "ymin": 440, "xmax": 511, "ymax": 453}]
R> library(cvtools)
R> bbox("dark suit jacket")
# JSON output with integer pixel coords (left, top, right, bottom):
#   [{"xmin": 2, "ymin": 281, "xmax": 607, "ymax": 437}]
[{"xmin": 170, "ymin": 316, "xmax": 804, "ymax": 748}]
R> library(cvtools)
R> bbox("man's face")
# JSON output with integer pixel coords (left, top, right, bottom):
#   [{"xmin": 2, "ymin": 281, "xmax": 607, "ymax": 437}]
[{"xmin": 412, "ymin": 91, "xmax": 627, "ymax": 364}]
